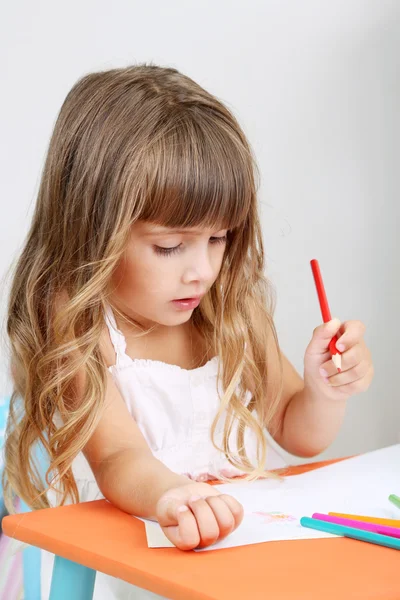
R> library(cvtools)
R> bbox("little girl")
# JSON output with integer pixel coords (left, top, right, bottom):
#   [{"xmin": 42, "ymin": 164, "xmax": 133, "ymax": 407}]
[{"xmin": 3, "ymin": 63, "xmax": 373, "ymax": 599}]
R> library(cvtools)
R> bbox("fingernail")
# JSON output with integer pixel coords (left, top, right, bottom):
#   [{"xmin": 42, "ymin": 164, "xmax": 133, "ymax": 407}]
[
  {"xmin": 189, "ymin": 495, "xmax": 201, "ymax": 502},
  {"xmin": 319, "ymin": 368, "xmax": 328, "ymax": 377},
  {"xmin": 323, "ymin": 377, "xmax": 331, "ymax": 385},
  {"xmin": 336, "ymin": 343, "xmax": 345, "ymax": 352},
  {"xmin": 177, "ymin": 505, "xmax": 189, "ymax": 513}
]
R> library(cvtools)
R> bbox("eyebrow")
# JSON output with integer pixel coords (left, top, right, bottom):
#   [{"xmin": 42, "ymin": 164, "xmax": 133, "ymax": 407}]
[{"xmin": 143, "ymin": 227, "xmax": 226, "ymax": 236}]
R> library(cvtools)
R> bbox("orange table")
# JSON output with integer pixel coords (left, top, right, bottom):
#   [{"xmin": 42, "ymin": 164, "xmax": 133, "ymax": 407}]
[{"xmin": 3, "ymin": 458, "xmax": 400, "ymax": 599}]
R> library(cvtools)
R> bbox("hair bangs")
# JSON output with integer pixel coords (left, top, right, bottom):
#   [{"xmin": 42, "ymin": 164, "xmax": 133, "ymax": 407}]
[{"xmin": 136, "ymin": 113, "xmax": 255, "ymax": 232}]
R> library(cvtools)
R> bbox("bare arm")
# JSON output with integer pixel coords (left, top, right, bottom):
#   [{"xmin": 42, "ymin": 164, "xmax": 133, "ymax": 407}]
[
  {"xmin": 82, "ymin": 368, "xmax": 191, "ymax": 520},
  {"xmin": 270, "ymin": 354, "xmax": 347, "ymax": 457},
  {"xmin": 82, "ymin": 367, "xmax": 243, "ymax": 547}
]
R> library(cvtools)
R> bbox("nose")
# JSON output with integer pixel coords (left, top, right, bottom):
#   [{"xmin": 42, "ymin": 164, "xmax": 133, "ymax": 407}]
[{"xmin": 181, "ymin": 246, "xmax": 215, "ymax": 287}]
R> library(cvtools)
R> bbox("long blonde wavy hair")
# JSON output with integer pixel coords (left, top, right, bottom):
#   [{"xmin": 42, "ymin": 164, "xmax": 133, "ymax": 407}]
[{"xmin": 2, "ymin": 63, "xmax": 283, "ymax": 512}]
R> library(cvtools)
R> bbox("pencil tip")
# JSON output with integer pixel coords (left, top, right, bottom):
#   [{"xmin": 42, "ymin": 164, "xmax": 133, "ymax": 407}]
[{"xmin": 331, "ymin": 353, "xmax": 342, "ymax": 372}]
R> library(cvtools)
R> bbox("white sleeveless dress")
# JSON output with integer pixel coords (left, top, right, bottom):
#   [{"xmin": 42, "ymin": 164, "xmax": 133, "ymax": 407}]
[{"xmin": 41, "ymin": 305, "xmax": 287, "ymax": 599}]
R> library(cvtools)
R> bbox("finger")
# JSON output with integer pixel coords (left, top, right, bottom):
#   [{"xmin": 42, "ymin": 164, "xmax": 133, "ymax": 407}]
[
  {"xmin": 307, "ymin": 319, "xmax": 341, "ymax": 357},
  {"xmin": 204, "ymin": 496, "xmax": 236, "ymax": 540},
  {"xmin": 326, "ymin": 360, "xmax": 370, "ymax": 387},
  {"xmin": 335, "ymin": 320, "xmax": 366, "ymax": 352},
  {"xmin": 187, "ymin": 497, "xmax": 220, "ymax": 548},
  {"xmin": 319, "ymin": 344, "xmax": 364, "ymax": 377},
  {"xmin": 319, "ymin": 360, "xmax": 340, "ymax": 379},
  {"xmin": 326, "ymin": 365, "xmax": 374, "ymax": 395},
  {"xmin": 217, "ymin": 494, "xmax": 244, "ymax": 529},
  {"xmin": 161, "ymin": 505, "xmax": 200, "ymax": 550},
  {"xmin": 157, "ymin": 497, "xmax": 182, "ymax": 528}
]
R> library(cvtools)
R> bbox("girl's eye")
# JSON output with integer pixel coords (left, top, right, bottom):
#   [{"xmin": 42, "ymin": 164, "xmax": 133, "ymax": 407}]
[
  {"xmin": 154, "ymin": 235, "xmax": 227, "ymax": 257},
  {"xmin": 154, "ymin": 244, "xmax": 182, "ymax": 256},
  {"xmin": 210, "ymin": 235, "xmax": 228, "ymax": 245}
]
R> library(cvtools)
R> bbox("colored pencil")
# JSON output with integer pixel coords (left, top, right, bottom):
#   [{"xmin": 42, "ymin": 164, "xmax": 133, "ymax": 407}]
[
  {"xmin": 300, "ymin": 517, "xmax": 400, "ymax": 550},
  {"xmin": 312, "ymin": 512, "xmax": 400, "ymax": 539},
  {"xmin": 389, "ymin": 494, "xmax": 400, "ymax": 509},
  {"xmin": 310, "ymin": 259, "xmax": 342, "ymax": 372},
  {"xmin": 329, "ymin": 512, "xmax": 400, "ymax": 528}
]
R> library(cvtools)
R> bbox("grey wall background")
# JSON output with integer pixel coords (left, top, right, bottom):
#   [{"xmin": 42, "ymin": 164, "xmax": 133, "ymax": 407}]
[{"xmin": 1, "ymin": 0, "xmax": 399, "ymax": 462}]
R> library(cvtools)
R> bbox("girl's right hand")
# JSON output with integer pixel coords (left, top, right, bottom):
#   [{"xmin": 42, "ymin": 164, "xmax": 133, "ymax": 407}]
[{"xmin": 155, "ymin": 482, "xmax": 244, "ymax": 550}]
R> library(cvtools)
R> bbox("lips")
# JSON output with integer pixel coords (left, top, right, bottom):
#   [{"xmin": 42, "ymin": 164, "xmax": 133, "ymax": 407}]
[
  {"xmin": 175, "ymin": 296, "xmax": 200, "ymax": 301},
  {"xmin": 174, "ymin": 294, "xmax": 203, "ymax": 302},
  {"xmin": 172, "ymin": 296, "xmax": 203, "ymax": 310}
]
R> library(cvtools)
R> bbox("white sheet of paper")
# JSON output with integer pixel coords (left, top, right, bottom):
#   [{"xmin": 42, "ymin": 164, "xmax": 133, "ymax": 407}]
[{"xmin": 142, "ymin": 444, "xmax": 400, "ymax": 551}]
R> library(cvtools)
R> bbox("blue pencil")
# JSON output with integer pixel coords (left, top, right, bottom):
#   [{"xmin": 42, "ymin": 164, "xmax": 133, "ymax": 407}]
[{"xmin": 300, "ymin": 517, "xmax": 400, "ymax": 550}]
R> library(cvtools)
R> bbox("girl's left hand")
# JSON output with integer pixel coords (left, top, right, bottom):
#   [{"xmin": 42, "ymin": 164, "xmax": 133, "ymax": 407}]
[{"xmin": 304, "ymin": 318, "xmax": 374, "ymax": 401}]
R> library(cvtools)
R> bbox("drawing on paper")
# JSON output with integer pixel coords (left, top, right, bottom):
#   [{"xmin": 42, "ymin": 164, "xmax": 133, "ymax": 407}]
[{"xmin": 252, "ymin": 511, "xmax": 297, "ymax": 524}]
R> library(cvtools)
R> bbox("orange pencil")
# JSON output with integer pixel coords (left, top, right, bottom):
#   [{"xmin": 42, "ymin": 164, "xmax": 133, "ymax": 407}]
[{"xmin": 329, "ymin": 512, "xmax": 400, "ymax": 528}]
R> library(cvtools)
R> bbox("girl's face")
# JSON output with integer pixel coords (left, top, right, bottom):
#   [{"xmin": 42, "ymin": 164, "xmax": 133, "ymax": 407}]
[{"xmin": 110, "ymin": 220, "xmax": 228, "ymax": 328}]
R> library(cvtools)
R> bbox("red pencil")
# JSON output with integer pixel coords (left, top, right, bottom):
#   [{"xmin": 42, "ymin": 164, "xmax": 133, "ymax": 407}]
[{"xmin": 310, "ymin": 259, "xmax": 342, "ymax": 372}]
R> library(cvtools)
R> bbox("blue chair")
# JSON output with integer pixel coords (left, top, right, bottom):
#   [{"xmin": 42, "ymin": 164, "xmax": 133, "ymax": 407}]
[
  {"xmin": 1, "ymin": 397, "xmax": 94, "ymax": 599},
  {"xmin": 1, "ymin": 396, "xmax": 44, "ymax": 600},
  {"xmin": 0, "ymin": 396, "xmax": 10, "ymax": 526}
]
